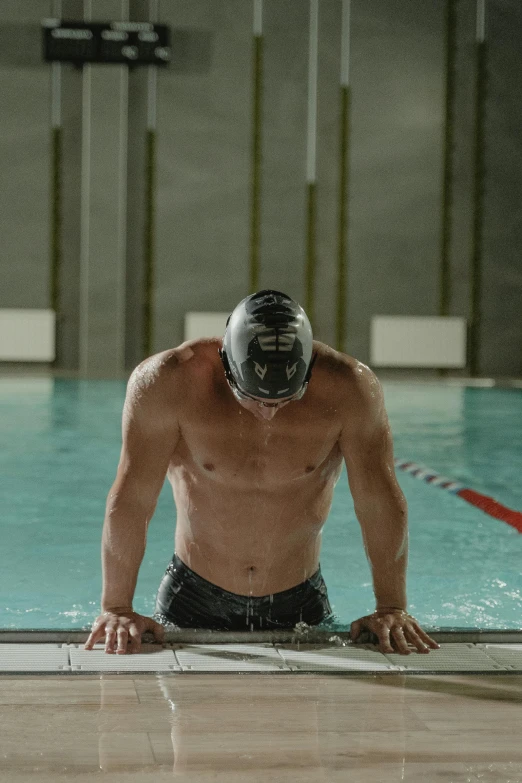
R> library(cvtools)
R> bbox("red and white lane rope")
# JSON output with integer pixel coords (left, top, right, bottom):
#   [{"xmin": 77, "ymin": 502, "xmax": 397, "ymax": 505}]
[{"xmin": 394, "ymin": 458, "xmax": 522, "ymax": 534}]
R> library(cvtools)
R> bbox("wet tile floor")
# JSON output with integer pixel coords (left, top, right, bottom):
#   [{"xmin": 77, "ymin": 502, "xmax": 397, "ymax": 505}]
[{"xmin": 1, "ymin": 671, "xmax": 522, "ymax": 781}]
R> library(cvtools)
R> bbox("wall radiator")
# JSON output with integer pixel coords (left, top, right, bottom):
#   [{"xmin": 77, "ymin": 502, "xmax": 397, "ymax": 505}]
[
  {"xmin": 184, "ymin": 312, "xmax": 230, "ymax": 341},
  {"xmin": 370, "ymin": 316, "xmax": 467, "ymax": 368},
  {"xmin": 0, "ymin": 309, "xmax": 56, "ymax": 361}
]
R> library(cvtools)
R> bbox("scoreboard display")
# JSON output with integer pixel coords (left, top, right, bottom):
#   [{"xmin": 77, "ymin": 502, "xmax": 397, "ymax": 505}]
[{"xmin": 42, "ymin": 19, "xmax": 171, "ymax": 66}]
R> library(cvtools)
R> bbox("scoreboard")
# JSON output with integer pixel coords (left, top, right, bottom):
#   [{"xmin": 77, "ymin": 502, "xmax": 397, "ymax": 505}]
[{"xmin": 42, "ymin": 19, "xmax": 171, "ymax": 66}]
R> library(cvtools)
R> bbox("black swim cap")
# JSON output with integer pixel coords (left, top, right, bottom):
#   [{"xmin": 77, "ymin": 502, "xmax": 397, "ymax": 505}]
[{"xmin": 221, "ymin": 290, "xmax": 314, "ymax": 399}]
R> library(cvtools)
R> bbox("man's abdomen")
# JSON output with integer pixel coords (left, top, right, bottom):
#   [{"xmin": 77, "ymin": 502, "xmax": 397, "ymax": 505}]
[
  {"xmin": 174, "ymin": 526, "xmax": 323, "ymax": 596},
  {"xmin": 169, "ymin": 468, "xmax": 335, "ymax": 595}
]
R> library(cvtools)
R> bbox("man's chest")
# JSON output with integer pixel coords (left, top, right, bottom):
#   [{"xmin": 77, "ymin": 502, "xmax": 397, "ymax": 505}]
[{"xmin": 175, "ymin": 404, "xmax": 342, "ymax": 486}]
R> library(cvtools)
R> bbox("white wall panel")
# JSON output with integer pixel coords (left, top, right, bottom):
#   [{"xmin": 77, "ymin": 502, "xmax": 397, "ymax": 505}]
[
  {"xmin": 184, "ymin": 312, "xmax": 229, "ymax": 341},
  {"xmin": 370, "ymin": 316, "xmax": 467, "ymax": 368},
  {"xmin": 0, "ymin": 309, "xmax": 55, "ymax": 361}
]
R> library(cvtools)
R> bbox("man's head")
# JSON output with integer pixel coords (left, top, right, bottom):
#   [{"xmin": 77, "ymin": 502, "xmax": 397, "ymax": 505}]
[{"xmin": 219, "ymin": 290, "xmax": 315, "ymax": 415}]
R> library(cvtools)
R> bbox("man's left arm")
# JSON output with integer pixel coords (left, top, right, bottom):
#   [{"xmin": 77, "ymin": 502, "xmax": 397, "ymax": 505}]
[{"xmin": 339, "ymin": 362, "xmax": 440, "ymax": 655}]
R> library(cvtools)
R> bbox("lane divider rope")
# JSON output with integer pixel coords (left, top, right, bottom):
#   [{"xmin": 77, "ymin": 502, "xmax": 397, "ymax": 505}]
[{"xmin": 394, "ymin": 458, "xmax": 522, "ymax": 534}]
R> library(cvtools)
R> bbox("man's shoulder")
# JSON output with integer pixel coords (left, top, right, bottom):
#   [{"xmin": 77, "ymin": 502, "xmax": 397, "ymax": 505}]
[
  {"xmin": 312, "ymin": 342, "xmax": 383, "ymax": 428},
  {"xmin": 314, "ymin": 341, "xmax": 376, "ymax": 389},
  {"xmin": 128, "ymin": 339, "xmax": 220, "ymax": 393}
]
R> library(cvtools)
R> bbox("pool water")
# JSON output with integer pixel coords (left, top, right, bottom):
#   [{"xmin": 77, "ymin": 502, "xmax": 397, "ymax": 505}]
[{"xmin": 0, "ymin": 378, "xmax": 521, "ymax": 631}]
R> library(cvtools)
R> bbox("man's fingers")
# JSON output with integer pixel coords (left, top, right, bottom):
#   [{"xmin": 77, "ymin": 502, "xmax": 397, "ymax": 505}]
[
  {"xmin": 84, "ymin": 631, "xmax": 99, "ymax": 650},
  {"xmin": 84, "ymin": 623, "xmax": 106, "ymax": 650},
  {"xmin": 116, "ymin": 627, "xmax": 129, "ymax": 654},
  {"xmin": 350, "ymin": 613, "xmax": 439, "ymax": 656},
  {"xmin": 350, "ymin": 620, "xmax": 361, "ymax": 641},
  {"xmin": 404, "ymin": 626, "xmax": 431, "ymax": 653},
  {"xmin": 84, "ymin": 614, "xmax": 166, "ymax": 655},
  {"xmin": 415, "ymin": 627, "xmax": 440, "ymax": 649},
  {"xmin": 391, "ymin": 626, "xmax": 411, "ymax": 655},
  {"xmin": 405, "ymin": 620, "xmax": 440, "ymax": 650},
  {"xmin": 128, "ymin": 625, "xmax": 142, "ymax": 654},
  {"xmin": 104, "ymin": 627, "xmax": 117, "ymax": 654},
  {"xmin": 377, "ymin": 628, "xmax": 395, "ymax": 655},
  {"xmin": 125, "ymin": 621, "xmax": 163, "ymax": 654},
  {"xmin": 84, "ymin": 617, "xmax": 105, "ymax": 649}
]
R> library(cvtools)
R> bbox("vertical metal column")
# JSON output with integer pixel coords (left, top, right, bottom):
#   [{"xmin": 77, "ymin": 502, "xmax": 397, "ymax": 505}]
[
  {"xmin": 249, "ymin": 0, "xmax": 263, "ymax": 294},
  {"xmin": 305, "ymin": 0, "xmax": 319, "ymax": 327},
  {"xmin": 50, "ymin": 0, "xmax": 63, "ymax": 365},
  {"xmin": 79, "ymin": 0, "xmax": 129, "ymax": 376},
  {"xmin": 336, "ymin": 0, "xmax": 351, "ymax": 353},
  {"xmin": 142, "ymin": 0, "xmax": 159, "ymax": 358},
  {"xmin": 468, "ymin": 0, "xmax": 487, "ymax": 376},
  {"xmin": 79, "ymin": 2, "xmax": 91, "ymax": 372},
  {"xmin": 439, "ymin": 0, "xmax": 457, "ymax": 318}
]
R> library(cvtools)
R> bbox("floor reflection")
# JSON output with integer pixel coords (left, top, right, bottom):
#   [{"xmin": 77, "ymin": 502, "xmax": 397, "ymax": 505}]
[{"xmin": 1, "ymin": 673, "xmax": 522, "ymax": 781}]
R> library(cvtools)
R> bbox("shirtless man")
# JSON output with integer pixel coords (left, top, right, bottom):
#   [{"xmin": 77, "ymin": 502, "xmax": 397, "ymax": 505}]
[{"xmin": 85, "ymin": 290, "xmax": 440, "ymax": 656}]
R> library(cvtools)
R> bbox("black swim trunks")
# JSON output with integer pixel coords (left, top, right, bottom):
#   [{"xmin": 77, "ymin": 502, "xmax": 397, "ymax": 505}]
[{"xmin": 153, "ymin": 553, "xmax": 333, "ymax": 631}]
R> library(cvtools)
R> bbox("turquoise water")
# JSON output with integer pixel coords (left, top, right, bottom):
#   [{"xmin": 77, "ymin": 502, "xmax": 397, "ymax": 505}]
[{"xmin": 0, "ymin": 377, "xmax": 521, "ymax": 631}]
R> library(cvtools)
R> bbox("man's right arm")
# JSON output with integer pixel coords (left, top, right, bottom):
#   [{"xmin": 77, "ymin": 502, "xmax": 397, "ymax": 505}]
[{"xmin": 85, "ymin": 354, "xmax": 181, "ymax": 653}]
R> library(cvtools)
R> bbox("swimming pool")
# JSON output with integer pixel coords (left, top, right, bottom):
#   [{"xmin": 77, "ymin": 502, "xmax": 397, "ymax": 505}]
[{"xmin": 0, "ymin": 377, "xmax": 521, "ymax": 631}]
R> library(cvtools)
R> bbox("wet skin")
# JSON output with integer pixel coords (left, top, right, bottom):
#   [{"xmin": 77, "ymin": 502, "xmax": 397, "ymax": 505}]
[
  {"xmin": 86, "ymin": 338, "xmax": 440, "ymax": 655},
  {"xmin": 166, "ymin": 340, "xmax": 348, "ymax": 595}
]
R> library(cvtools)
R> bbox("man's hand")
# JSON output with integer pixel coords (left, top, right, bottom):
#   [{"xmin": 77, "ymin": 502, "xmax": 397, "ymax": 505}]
[
  {"xmin": 350, "ymin": 610, "xmax": 440, "ymax": 655},
  {"xmin": 84, "ymin": 611, "xmax": 165, "ymax": 655}
]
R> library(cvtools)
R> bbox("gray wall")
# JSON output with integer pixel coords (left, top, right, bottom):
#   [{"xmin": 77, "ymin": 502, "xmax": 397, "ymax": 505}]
[
  {"xmin": 0, "ymin": 1, "xmax": 51, "ymax": 311},
  {"xmin": 481, "ymin": 1, "xmax": 522, "ymax": 375},
  {"xmin": 0, "ymin": 0, "xmax": 521, "ymax": 376}
]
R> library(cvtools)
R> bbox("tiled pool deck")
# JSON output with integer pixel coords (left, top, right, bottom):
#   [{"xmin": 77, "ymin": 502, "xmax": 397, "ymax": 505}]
[{"xmin": 2, "ymin": 630, "xmax": 522, "ymax": 674}]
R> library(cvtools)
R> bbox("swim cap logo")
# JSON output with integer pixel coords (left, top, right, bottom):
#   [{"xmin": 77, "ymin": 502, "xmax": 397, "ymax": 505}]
[
  {"xmin": 286, "ymin": 362, "xmax": 298, "ymax": 380},
  {"xmin": 258, "ymin": 331, "xmax": 296, "ymax": 352},
  {"xmin": 254, "ymin": 362, "xmax": 267, "ymax": 379}
]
